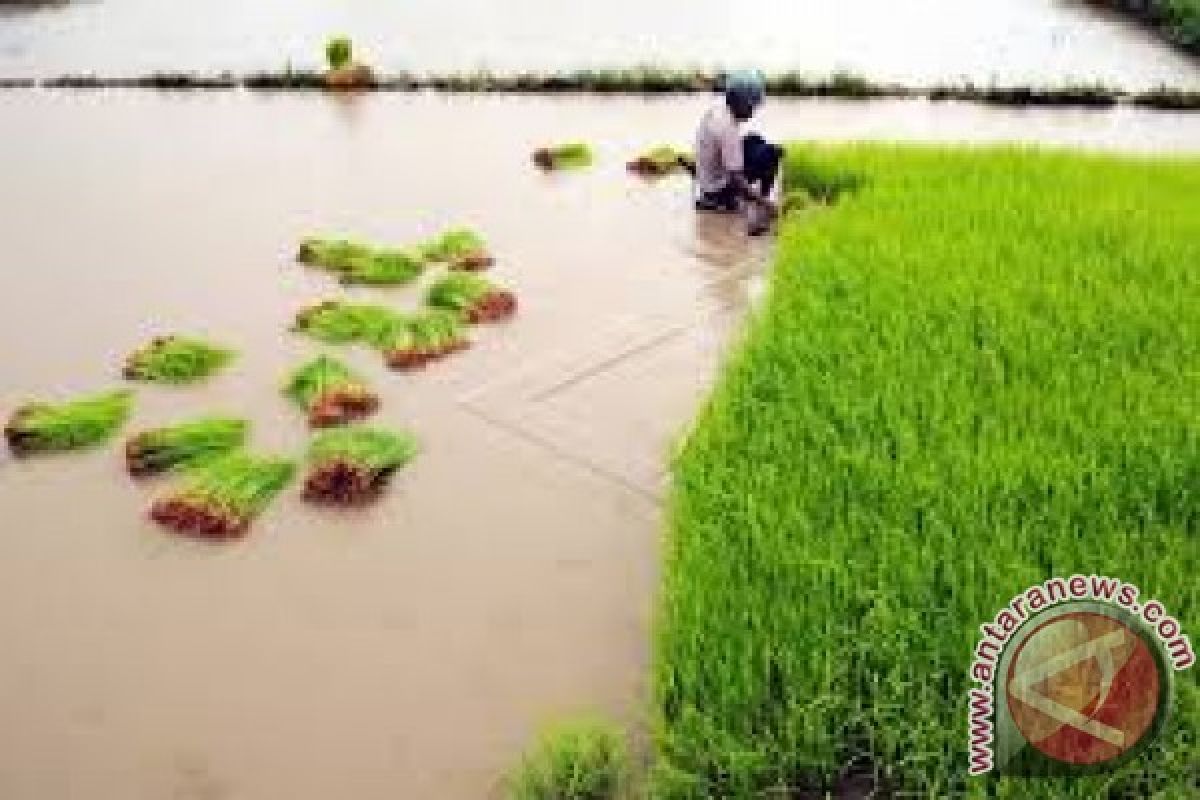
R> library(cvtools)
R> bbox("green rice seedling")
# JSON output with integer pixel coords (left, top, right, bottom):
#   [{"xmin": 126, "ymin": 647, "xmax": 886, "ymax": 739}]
[
  {"xmin": 325, "ymin": 36, "xmax": 353, "ymax": 71},
  {"xmin": 4, "ymin": 389, "xmax": 133, "ymax": 456},
  {"xmin": 419, "ymin": 228, "xmax": 494, "ymax": 271},
  {"xmin": 655, "ymin": 144, "xmax": 1200, "ymax": 798},
  {"xmin": 532, "ymin": 142, "xmax": 594, "ymax": 171},
  {"xmin": 149, "ymin": 452, "xmax": 295, "ymax": 538},
  {"xmin": 781, "ymin": 187, "xmax": 816, "ymax": 215},
  {"xmin": 339, "ymin": 248, "xmax": 425, "ymax": 286},
  {"xmin": 506, "ymin": 716, "xmax": 628, "ymax": 800},
  {"xmin": 284, "ymin": 355, "xmax": 379, "ymax": 428},
  {"xmin": 302, "ymin": 426, "xmax": 418, "ymax": 505},
  {"xmin": 627, "ymin": 144, "xmax": 694, "ymax": 177},
  {"xmin": 379, "ymin": 309, "xmax": 470, "ymax": 370},
  {"xmin": 291, "ymin": 300, "xmax": 407, "ymax": 346},
  {"xmin": 296, "ymin": 237, "xmax": 372, "ymax": 271},
  {"xmin": 124, "ymin": 416, "xmax": 248, "ymax": 477},
  {"xmin": 123, "ymin": 335, "xmax": 234, "ymax": 384},
  {"xmin": 426, "ymin": 273, "xmax": 516, "ymax": 324}
]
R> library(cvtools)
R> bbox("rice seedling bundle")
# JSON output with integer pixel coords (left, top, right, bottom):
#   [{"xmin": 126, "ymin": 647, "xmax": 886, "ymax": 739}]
[
  {"xmin": 419, "ymin": 228, "xmax": 494, "ymax": 271},
  {"xmin": 149, "ymin": 452, "xmax": 295, "ymax": 538},
  {"xmin": 506, "ymin": 717, "xmax": 628, "ymax": 800},
  {"xmin": 284, "ymin": 355, "xmax": 379, "ymax": 428},
  {"xmin": 124, "ymin": 416, "xmax": 248, "ymax": 476},
  {"xmin": 122, "ymin": 336, "xmax": 234, "ymax": 383},
  {"xmin": 627, "ymin": 145, "xmax": 694, "ymax": 177},
  {"xmin": 532, "ymin": 142, "xmax": 594, "ymax": 171},
  {"xmin": 426, "ymin": 273, "xmax": 516, "ymax": 323},
  {"xmin": 339, "ymin": 248, "xmax": 425, "ymax": 286},
  {"xmin": 4, "ymin": 389, "xmax": 133, "ymax": 455},
  {"xmin": 656, "ymin": 145, "xmax": 1200, "ymax": 797},
  {"xmin": 324, "ymin": 36, "xmax": 353, "ymax": 71},
  {"xmin": 296, "ymin": 237, "xmax": 372, "ymax": 271},
  {"xmin": 379, "ymin": 309, "xmax": 470, "ymax": 370},
  {"xmin": 302, "ymin": 426, "xmax": 418, "ymax": 505},
  {"xmin": 292, "ymin": 300, "xmax": 408, "ymax": 346}
]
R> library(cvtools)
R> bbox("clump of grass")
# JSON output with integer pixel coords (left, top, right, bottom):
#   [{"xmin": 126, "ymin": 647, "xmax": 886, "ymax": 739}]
[
  {"xmin": 124, "ymin": 416, "xmax": 248, "ymax": 477},
  {"xmin": 627, "ymin": 145, "xmax": 694, "ymax": 177},
  {"xmin": 149, "ymin": 452, "xmax": 295, "ymax": 538},
  {"xmin": 5, "ymin": 389, "xmax": 133, "ymax": 456},
  {"xmin": 123, "ymin": 335, "xmax": 234, "ymax": 384},
  {"xmin": 655, "ymin": 144, "xmax": 1200, "ymax": 796},
  {"xmin": 781, "ymin": 187, "xmax": 817, "ymax": 215},
  {"xmin": 1087, "ymin": 0, "xmax": 1200, "ymax": 56},
  {"xmin": 419, "ymin": 228, "xmax": 494, "ymax": 271},
  {"xmin": 292, "ymin": 300, "xmax": 407, "ymax": 346},
  {"xmin": 380, "ymin": 309, "xmax": 470, "ymax": 369},
  {"xmin": 325, "ymin": 36, "xmax": 352, "ymax": 71},
  {"xmin": 426, "ymin": 273, "xmax": 516, "ymax": 323},
  {"xmin": 302, "ymin": 426, "xmax": 418, "ymax": 505},
  {"xmin": 532, "ymin": 142, "xmax": 594, "ymax": 171},
  {"xmin": 506, "ymin": 717, "xmax": 628, "ymax": 800},
  {"xmin": 297, "ymin": 238, "xmax": 424, "ymax": 286},
  {"xmin": 284, "ymin": 355, "xmax": 379, "ymax": 428}
]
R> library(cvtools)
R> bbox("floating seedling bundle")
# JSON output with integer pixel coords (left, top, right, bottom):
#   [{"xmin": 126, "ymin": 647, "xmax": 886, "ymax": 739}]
[
  {"xmin": 380, "ymin": 309, "xmax": 470, "ymax": 369},
  {"xmin": 532, "ymin": 142, "xmax": 594, "ymax": 171},
  {"xmin": 426, "ymin": 273, "xmax": 516, "ymax": 323},
  {"xmin": 292, "ymin": 300, "xmax": 407, "ymax": 346},
  {"xmin": 123, "ymin": 336, "xmax": 234, "ymax": 383},
  {"xmin": 149, "ymin": 453, "xmax": 295, "ymax": 538},
  {"xmin": 4, "ymin": 389, "xmax": 133, "ymax": 456},
  {"xmin": 627, "ymin": 145, "xmax": 694, "ymax": 177},
  {"xmin": 124, "ymin": 417, "xmax": 248, "ymax": 477},
  {"xmin": 284, "ymin": 355, "xmax": 379, "ymax": 427},
  {"xmin": 419, "ymin": 228, "xmax": 494, "ymax": 271},
  {"xmin": 302, "ymin": 427, "xmax": 418, "ymax": 505},
  {"xmin": 297, "ymin": 238, "xmax": 424, "ymax": 286}
]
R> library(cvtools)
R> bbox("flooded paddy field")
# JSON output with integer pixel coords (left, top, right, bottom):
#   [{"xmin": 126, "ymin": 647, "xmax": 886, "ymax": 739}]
[
  {"xmin": 2, "ymin": 0, "xmax": 1199, "ymax": 88},
  {"xmin": 0, "ymin": 91, "xmax": 1197, "ymax": 799}
]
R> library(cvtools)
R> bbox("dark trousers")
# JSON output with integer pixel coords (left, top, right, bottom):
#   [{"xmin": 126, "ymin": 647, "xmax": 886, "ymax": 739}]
[{"xmin": 696, "ymin": 133, "xmax": 783, "ymax": 212}]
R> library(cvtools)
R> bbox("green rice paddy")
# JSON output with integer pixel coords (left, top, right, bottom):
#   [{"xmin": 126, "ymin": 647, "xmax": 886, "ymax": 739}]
[{"xmin": 654, "ymin": 145, "xmax": 1199, "ymax": 797}]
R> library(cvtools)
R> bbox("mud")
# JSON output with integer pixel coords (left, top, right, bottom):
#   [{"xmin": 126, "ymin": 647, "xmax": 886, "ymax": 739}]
[
  {"xmin": 149, "ymin": 497, "xmax": 248, "ymax": 538},
  {"xmin": 302, "ymin": 460, "xmax": 395, "ymax": 505},
  {"xmin": 466, "ymin": 291, "xmax": 518, "ymax": 324},
  {"xmin": 0, "ymin": 91, "xmax": 1194, "ymax": 800},
  {"xmin": 307, "ymin": 388, "xmax": 380, "ymax": 428}
]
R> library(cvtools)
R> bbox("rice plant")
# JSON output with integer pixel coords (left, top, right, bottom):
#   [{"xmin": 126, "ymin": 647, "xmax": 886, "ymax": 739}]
[
  {"xmin": 325, "ymin": 36, "xmax": 353, "ymax": 71},
  {"xmin": 124, "ymin": 416, "xmax": 248, "ymax": 476},
  {"xmin": 426, "ymin": 273, "xmax": 516, "ymax": 323},
  {"xmin": 123, "ymin": 335, "xmax": 234, "ymax": 384},
  {"xmin": 292, "ymin": 300, "xmax": 407, "ymax": 346},
  {"xmin": 302, "ymin": 426, "xmax": 418, "ymax": 505},
  {"xmin": 149, "ymin": 452, "xmax": 295, "ymax": 538},
  {"xmin": 283, "ymin": 355, "xmax": 379, "ymax": 428},
  {"xmin": 5, "ymin": 389, "xmax": 133, "ymax": 456},
  {"xmin": 506, "ymin": 716, "xmax": 628, "ymax": 800},
  {"xmin": 339, "ymin": 248, "xmax": 425, "ymax": 286},
  {"xmin": 419, "ymin": 228, "xmax": 494, "ymax": 271},
  {"xmin": 532, "ymin": 142, "xmax": 594, "ymax": 171},
  {"xmin": 627, "ymin": 145, "xmax": 694, "ymax": 177},
  {"xmin": 655, "ymin": 144, "xmax": 1200, "ymax": 797},
  {"xmin": 379, "ymin": 309, "xmax": 470, "ymax": 369},
  {"xmin": 296, "ymin": 237, "xmax": 373, "ymax": 272}
]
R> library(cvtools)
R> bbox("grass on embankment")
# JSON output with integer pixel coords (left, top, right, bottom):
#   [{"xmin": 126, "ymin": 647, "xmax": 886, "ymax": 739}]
[
  {"xmin": 1088, "ymin": 0, "xmax": 1200, "ymax": 56},
  {"xmin": 654, "ymin": 145, "xmax": 1199, "ymax": 797}
]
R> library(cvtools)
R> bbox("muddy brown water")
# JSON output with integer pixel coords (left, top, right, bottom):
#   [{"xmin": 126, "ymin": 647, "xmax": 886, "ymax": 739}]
[
  {"xmin": 0, "ymin": 91, "xmax": 1197, "ymax": 799},
  {"xmin": 2, "ymin": 0, "xmax": 1199, "ymax": 89}
]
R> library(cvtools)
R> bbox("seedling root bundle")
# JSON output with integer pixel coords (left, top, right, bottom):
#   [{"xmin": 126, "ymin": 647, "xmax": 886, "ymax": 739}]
[
  {"xmin": 302, "ymin": 426, "xmax": 418, "ymax": 505},
  {"xmin": 149, "ymin": 453, "xmax": 295, "ymax": 538},
  {"xmin": 419, "ymin": 228, "xmax": 494, "ymax": 271},
  {"xmin": 4, "ymin": 389, "xmax": 134, "ymax": 456},
  {"xmin": 284, "ymin": 355, "xmax": 379, "ymax": 427},
  {"xmin": 381, "ymin": 309, "xmax": 470, "ymax": 370},
  {"xmin": 426, "ymin": 273, "xmax": 516, "ymax": 323},
  {"xmin": 123, "ymin": 336, "xmax": 234, "ymax": 383},
  {"xmin": 627, "ymin": 145, "xmax": 694, "ymax": 177},
  {"xmin": 124, "ymin": 416, "xmax": 248, "ymax": 476},
  {"xmin": 532, "ymin": 142, "xmax": 594, "ymax": 170}
]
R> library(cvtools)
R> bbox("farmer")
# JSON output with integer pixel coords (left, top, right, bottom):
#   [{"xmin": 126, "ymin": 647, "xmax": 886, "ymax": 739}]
[{"xmin": 693, "ymin": 70, "xmax": 782, "ymax": 236}]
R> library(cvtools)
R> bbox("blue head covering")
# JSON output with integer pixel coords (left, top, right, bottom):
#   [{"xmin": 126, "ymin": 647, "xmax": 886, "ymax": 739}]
[{"xmin": 724, "ymin": 70, "xmax": 766, "ymax": 117}]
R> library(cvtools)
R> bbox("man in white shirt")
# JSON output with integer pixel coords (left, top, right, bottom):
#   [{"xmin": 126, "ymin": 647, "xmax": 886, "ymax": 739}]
[{"xmin": 694, "ymin": 71, "xmax": 782, "ymax": 235}]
